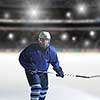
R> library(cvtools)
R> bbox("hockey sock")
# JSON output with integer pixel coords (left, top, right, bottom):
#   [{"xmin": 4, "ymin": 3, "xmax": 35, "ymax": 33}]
[
  {"xmin": 31, "ymin": 84, "xmax": 41, "ymax": 100},
  {"xmin": 39, "ymin": 88, "xmax": 48, "ymax": 100}
]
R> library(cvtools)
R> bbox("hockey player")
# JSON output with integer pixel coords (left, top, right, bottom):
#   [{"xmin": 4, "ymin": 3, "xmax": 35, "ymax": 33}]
[{"xmin": 19, "ymin": 31, "xmax": 64, "ymax": 100}]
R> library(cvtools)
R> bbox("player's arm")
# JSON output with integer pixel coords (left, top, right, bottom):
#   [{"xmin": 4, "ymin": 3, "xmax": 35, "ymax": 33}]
[
  {"xmin": 19, "ymin": 48, "xmax": 36, "ymax": 72},
  {"xmin": 50, "ymin": 47, "xmax": 64, "ymax": 78}
]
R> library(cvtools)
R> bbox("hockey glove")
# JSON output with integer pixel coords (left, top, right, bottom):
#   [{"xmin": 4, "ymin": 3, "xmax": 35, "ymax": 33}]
[{"xmin": 53, "ymin": 67, "xmax": 64, "ymax": 78}]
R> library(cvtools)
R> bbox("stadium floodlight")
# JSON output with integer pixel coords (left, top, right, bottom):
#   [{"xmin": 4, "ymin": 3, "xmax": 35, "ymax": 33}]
[
  {"xmin": 72, "ymin": 36, "xmax": 76, "ymax": 41},
  {"xmin": 75, "ymin": 3, "xmax": 88, "ymax": 15},
  {"xmin": 65, "ymin": 12, "xmax": 72, "ymax": 18},
  {"xmin": 31, "ymin": 9, "xmax": 39, "ymax": 17},
  {"xmin": 4, "ymin": 12, "xmax": 10, "ymax": 19},
  {"xmin": 60, "ymin": 33, "xmax": 68, "ymax": 41},
  {"xmin": 26, "ymin": 6, "xmax": 41, "ymax": 19},
  {"xmin": 84, "ymin": 40, "xmax": 90, "ymax": 47},
  {"xmin": 89, "ymin": 30, "xmax": 95, "ymax": 37},
  {"xmin": 20, "ymin": 38, "xmax": 28, "ymax": 44},
  {"xmin": 8, "ymin": 33, "xmax": 14, "ymax": 40}
]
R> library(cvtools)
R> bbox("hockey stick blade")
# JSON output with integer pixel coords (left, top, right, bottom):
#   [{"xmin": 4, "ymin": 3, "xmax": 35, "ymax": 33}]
[
  {"xmin": 89, "ymin": 75, "xmax": 100, "ymax": 78},
  {"xmin": 76, "ymin": 75, "xmax": 90, "ymax": 78},
  {"xmin": 76, "ymin": 75, "xmax": 100, "ymax": 78}
]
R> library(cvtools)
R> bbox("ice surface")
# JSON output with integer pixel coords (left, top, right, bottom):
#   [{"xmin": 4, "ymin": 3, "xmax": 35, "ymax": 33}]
[{"xmin": 0, "ymin": 52, "xmax": 100, "ymax": 100}]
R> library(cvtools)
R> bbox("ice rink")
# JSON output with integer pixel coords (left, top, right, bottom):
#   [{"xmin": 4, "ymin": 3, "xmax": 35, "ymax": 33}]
[{"xmin": 0, "ymin": 52, "xmax": 100, "ymax": 100}]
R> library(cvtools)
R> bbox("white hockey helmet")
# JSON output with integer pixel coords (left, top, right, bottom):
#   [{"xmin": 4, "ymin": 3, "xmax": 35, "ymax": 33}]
[
  {"xmin": 38, "ymin": 31, "xmax": 51, "ymax": 40},
  {"xmin": 38, "ymin": 31, "xmax": 51, "ymax": 49}
]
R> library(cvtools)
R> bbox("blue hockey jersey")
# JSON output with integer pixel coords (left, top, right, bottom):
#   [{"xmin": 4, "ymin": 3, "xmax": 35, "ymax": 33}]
[{"xmin": 19, "ymin": 43, "xmax": 61, "ymax": 71}]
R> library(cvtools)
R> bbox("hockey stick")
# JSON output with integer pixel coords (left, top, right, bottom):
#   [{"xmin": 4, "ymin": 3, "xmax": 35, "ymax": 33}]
[
  {"xmin": 65, "ymin": 74, "xmax": 100, "ymax": 78},
  {"xmin": 59, "ymin": 73, "xmax": 100, "ymax": 78},
  {"xmin": 62, "ymin": 74, "xmax": 100, "ymax": 78},
  {"xmin": 47, "ymin": 72, "xmax": 100, "ymax": 78},
  {"xmin": 31, "ymin": 71, "xmax": 100, "ymax": 79},
  {"xmin": 40, "ymin": 71, "xmax": 97, "ymax": 78}
]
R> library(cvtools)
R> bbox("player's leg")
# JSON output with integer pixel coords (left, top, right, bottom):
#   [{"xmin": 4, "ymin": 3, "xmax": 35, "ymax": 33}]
[
  {"xmin": 25, "ymin": 71, "xmax": 41, "ymax": 100},
  {"xmin": 39, "ymin": 73, "xmax": 48, "ymax": 100},
  {"xmin": 31, "ymin": 84, "xmax": 41, "ymax": 100}
]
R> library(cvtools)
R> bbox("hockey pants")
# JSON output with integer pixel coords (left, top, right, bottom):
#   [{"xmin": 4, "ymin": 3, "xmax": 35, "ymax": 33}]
[{"xmin": 25, "ymin": 70, "xmax": 48, "ymax": 100}]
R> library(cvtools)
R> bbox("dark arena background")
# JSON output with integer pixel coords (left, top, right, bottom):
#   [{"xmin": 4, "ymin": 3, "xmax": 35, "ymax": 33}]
[
  {"xmin": 1, "ymin": 0, "xmax": 100, "ymax": 100},
  {"xmin": 0, "ymin": 0, "xmax": 100, "ymax": 52}
]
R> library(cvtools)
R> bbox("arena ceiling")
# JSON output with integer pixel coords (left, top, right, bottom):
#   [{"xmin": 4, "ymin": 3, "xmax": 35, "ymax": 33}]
[
  {"xmin": 0, "ymin": 0, "xmax": 98, "ymax": 8},
  {"xmin": 0, "ymin": 0, "xmax": 99, "ymax": 31}
]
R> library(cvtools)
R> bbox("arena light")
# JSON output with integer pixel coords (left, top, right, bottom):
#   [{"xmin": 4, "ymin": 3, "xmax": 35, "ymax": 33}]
[
  {"xmin": 84, "ymin": 40, "xmax": 91, "ymax": 47},
  {"xmin": 8, "ymin": 33, "xmax": 14, "ymax": 40},
  {"xmin": 65, "ymin": 12, "xmax": 72, "ymax": 18},
  {"xmin": 89, "ymin": 30, "xmax": 95, "ymax": 37},
  {"xmin": 20, "ymin": 38, "xmax": 28, "ymax": 44},
  {"xmin": 72, "ymin": 36, "xmax": 76, "ymax": 41},
  {"xmin": 75, "ymin": 3, "xmax": 88, "ymax": 15},
  {"xmin": 31, "ymin": 9, "xmax": 39, "ymax": 17},
  {"xmin": 60, "ymin": 33, "xmax": 68, "ymax": 41},
  {"xmin": 26, "ymin": 7, "xmax": 41, "ymax": 19},
  {"xmin": 4, "ymin": 12, "xmax": 10, "ymax": 19}
]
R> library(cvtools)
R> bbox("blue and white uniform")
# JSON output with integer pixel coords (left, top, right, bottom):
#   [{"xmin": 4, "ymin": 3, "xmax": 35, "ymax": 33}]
[{"xmin": 19, "ymin": 43, "xmax": 64, "ymax": 100}]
